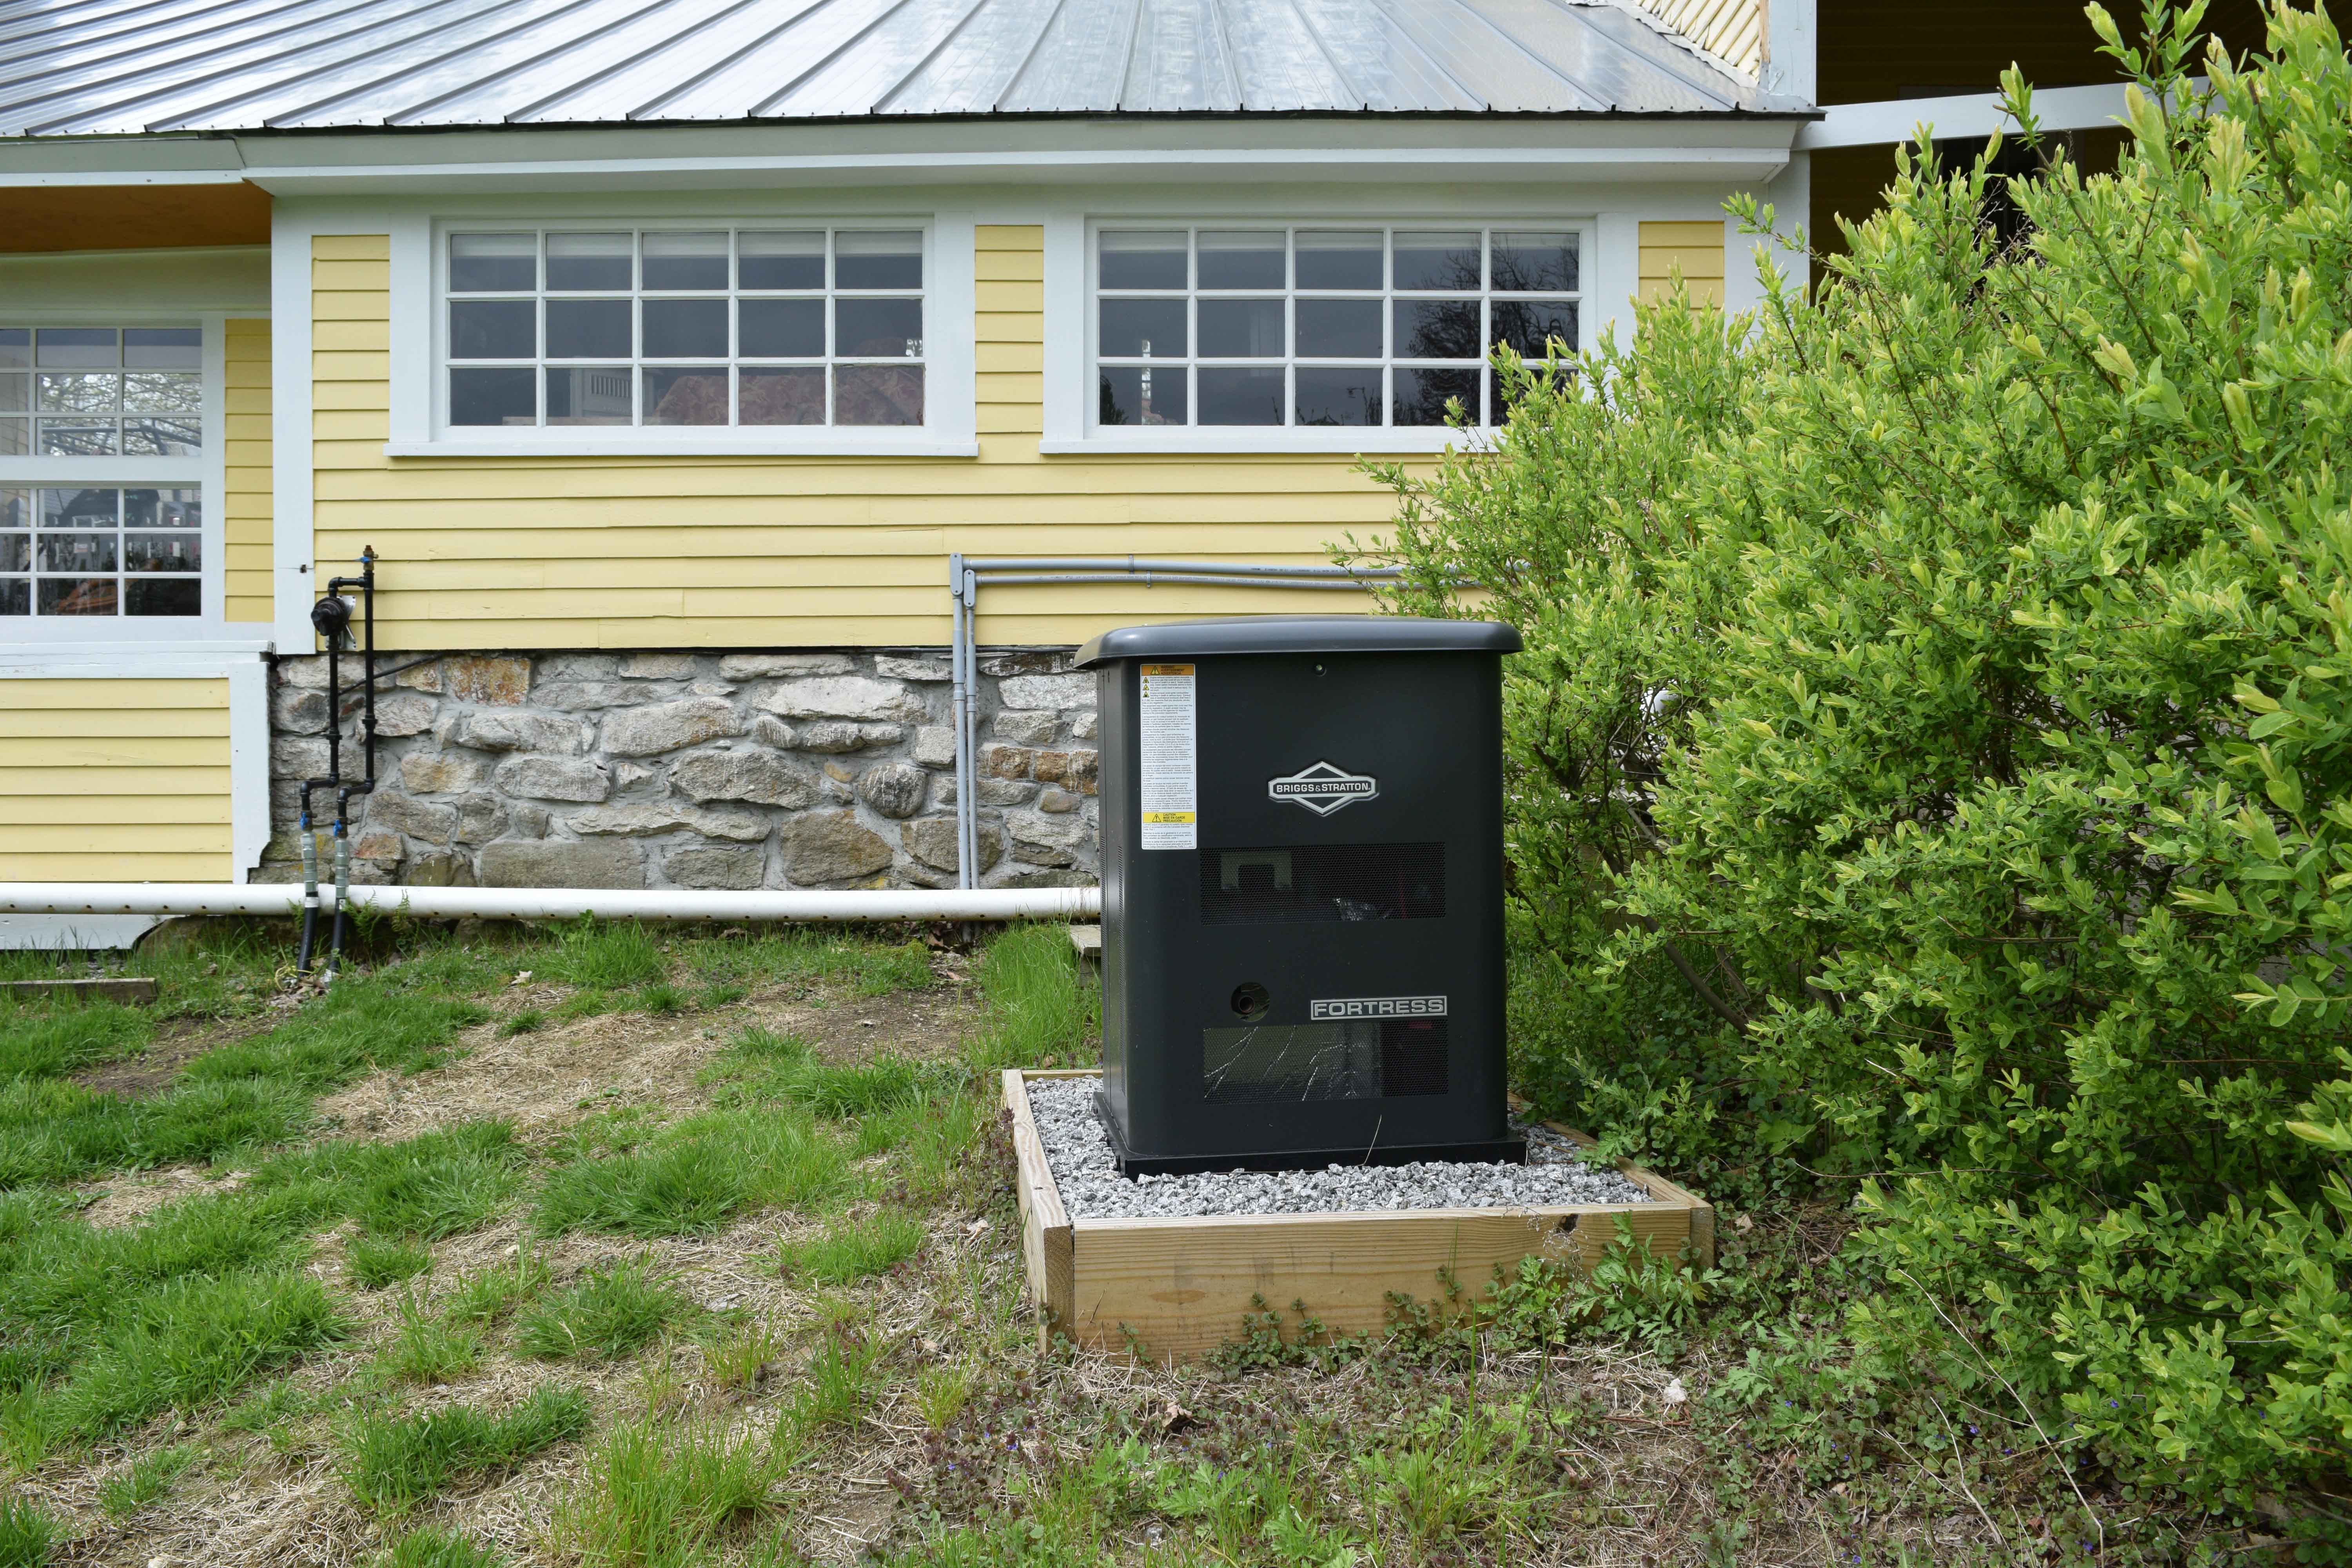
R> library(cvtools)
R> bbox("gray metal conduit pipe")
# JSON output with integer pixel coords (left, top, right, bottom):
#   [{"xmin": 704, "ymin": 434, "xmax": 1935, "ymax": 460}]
[{"xmin": 946, "ymin": 554, "xmax": 1401, "ymax": 889}]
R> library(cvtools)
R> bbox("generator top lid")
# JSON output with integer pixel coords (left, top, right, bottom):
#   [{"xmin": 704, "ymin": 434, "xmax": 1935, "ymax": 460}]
[{"xmin": 1074, "ymin": 616, "xmax": 1522, "ymax": 667}]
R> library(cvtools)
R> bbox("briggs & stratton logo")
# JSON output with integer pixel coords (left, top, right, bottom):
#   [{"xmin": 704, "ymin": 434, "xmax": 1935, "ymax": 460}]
[{"xmin": 1266, "ymin": 760, "xmax": 1378, "ymax": 816}]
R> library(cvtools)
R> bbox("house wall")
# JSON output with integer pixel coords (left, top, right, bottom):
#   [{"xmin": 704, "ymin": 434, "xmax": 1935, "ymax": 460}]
[
  {"xmin": 308, "ymin": 226, "xmax": 1402, "ymax": 651},
  {"xmin": 0, "ymin": 677, "xmax": 236, "ymax": 882},
  {"xmin": 1630, "ymin": 0, "xmax": 1764, "ymax": 76},
  {"xmin": 225, "ymin": 317, "xmax": 274, "ymax": 623},
  {"xmin": 1639, "ymin": 220, "xmax": 1727, "ymax": 306}
]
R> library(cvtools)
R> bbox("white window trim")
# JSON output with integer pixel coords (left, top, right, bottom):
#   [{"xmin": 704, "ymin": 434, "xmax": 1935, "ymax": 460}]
[
  {"xmin": 1040, "ymin": 214, "xmax": 1595, "ymax": 456},
  {"xmin": 0, "ymin": 310, "xmax": 232, "ymax": 644},
  {"xmin": 385, "ymin": 212, "xmax": 977, "ymax": 459}
]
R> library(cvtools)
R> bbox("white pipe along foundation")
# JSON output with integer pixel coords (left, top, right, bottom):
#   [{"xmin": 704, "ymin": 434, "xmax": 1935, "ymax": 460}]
[{"xmin": 0, "ymin": 884, "xmax": 1098, "ymax": 923}]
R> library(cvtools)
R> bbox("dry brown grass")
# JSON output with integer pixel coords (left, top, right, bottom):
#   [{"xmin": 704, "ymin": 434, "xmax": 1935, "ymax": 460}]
[{"xmin": 7, "ymin": 933, "xmax": 2203, "ymax": 1568}]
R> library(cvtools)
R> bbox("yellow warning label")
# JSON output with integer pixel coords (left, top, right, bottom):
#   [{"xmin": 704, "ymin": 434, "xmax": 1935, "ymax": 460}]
[
  {"xmin": 1142, "ymin": 663, "xmax": 1194, "ymax": 677},
  {"xmin": 1142, "ymin": 811, "xmax": 1196, "ymax": 825}
]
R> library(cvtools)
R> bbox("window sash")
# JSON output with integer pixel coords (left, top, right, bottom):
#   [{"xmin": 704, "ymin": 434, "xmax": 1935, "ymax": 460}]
[
  {"xmin": 0, "ymin": 323, "xmax": 210, "ymax": 625},
  {"xmin": 1089, "ymin": 224, "xmax": 1583, "ymax": 432},
  {"xmin": 440, "ymin": 225, "xmax": 930, "ymax": 432}
]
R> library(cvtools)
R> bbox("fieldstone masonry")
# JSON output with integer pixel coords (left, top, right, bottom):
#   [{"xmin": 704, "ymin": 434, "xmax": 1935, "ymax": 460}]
[{"xmin": 258, "ymin": 650, "xmax": 1099, "ymax": 891}]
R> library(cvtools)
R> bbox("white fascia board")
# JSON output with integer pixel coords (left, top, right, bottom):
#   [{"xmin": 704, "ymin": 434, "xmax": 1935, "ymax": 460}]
[
  {"xmin": 246, "ymin": 145, "xmax": 1795, "ymax": 194},
  {"xmin": 0, "ymin": 136, "xmax": 246, "ymax": 183},
  {"xmin": 1797, "ymin": 83, "xmax": 2134, "ymax": 150}
]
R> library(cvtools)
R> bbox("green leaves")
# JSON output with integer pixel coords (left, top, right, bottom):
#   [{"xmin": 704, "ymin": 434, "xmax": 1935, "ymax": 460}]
[{"xmin": 1374, "ymin": 0, "xmax": 2352, "ymax": 1525}]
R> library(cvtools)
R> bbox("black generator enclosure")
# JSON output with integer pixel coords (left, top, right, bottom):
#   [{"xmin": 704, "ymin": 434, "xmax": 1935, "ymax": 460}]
[{"xmin": 1076, "ymin": 615, "xmax": 1524, "ymax": 1175}]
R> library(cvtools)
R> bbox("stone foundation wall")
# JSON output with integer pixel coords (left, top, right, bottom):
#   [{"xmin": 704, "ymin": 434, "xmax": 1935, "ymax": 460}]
[{"xmin": 259, "ymin": 649, "xmax": 1099, "ymax": 891}]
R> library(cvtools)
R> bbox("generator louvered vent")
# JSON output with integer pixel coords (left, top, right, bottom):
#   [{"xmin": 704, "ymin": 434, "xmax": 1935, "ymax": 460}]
[
  {"xmin": 1198, "ymin": 842, "xmax": 1446, "ymax": 924},
  {"xmin": 1203, "ymin": 1019, "xmax": 1450, "ymax": 1104}
]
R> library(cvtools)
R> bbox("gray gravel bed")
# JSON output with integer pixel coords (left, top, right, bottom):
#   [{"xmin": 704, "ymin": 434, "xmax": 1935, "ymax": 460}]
[{"xmin": 1025, "ymin": 1078, "xmax": 1658, "ymax": 1219}]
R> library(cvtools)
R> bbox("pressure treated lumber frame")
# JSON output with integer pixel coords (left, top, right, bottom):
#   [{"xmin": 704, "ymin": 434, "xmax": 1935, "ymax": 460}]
[{"xmin": 1004, "ymin": 1068, "xmax": 1713, "ymax": 1363}]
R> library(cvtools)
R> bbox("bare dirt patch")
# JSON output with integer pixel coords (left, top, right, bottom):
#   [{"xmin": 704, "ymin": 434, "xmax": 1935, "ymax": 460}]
[
  {"xmin": 315, "ymin": 1007, "xmax": 724, "ymax": 1145},
  {"xmin": 74, "ymin": 1165, "xmax": 254, "ymax": 1229},
  {"xmin": 784, "ymin": 981, "xmax": 974, "ymax": 1064},
  {"xmin": 72, "ymin": 1016, "xmax": 260, "ymax": 1099}
]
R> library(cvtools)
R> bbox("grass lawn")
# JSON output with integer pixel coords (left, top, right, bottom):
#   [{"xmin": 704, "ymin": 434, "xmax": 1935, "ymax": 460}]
[{"xmin": 0, "ymin": 921, "xmax": 2223, "ymax": 1566}]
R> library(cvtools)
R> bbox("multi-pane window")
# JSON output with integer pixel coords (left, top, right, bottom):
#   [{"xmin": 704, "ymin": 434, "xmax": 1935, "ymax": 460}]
[
  {"xmin": 1093, "ymin": 227, "xmax": 1579, "ymax": 430},
  {"xmin": 0, "ymin": 487, "xmax": 202, "ymax": 618},
  {"xmin": 443, "ymin": 227, "xmax": 927, "ymax": 430},
  {"xmin": 0, "ymin": 327, "xmax": 202, "ymax": 457}
]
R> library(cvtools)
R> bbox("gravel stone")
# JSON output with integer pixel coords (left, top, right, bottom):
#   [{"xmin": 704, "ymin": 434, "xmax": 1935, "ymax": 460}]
[{"xmin": 1025, "ymin": 1078, "xmax": 1657, "ymax": 1220}]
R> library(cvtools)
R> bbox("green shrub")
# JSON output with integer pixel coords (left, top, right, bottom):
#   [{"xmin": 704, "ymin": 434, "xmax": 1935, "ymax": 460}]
[{"xmin": 1373, "ymin": 1, "xmax": 2352, "ymax": 1530}]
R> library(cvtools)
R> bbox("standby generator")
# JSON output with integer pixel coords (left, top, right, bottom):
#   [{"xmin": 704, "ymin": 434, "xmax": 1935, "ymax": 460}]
[{"xmin": 1076, "ymin": 615, "xmax": 1524, "ymax": 1175}]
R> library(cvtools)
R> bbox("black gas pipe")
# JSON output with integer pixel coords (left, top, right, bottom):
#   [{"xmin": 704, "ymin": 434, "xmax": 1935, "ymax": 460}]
[{"xmin": 295, "ymin": 547, "xmax": 377, "ymax": 983}]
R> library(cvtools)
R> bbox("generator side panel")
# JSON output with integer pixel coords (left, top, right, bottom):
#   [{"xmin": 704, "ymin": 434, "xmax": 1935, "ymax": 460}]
[
  {"xmin": 1108, "ymin": 648, "xmax": 1512, "ymax": 1166},
  {"xmin": 1095, "ymin": 662, "xmax": 1133, "ymax": 1129}
]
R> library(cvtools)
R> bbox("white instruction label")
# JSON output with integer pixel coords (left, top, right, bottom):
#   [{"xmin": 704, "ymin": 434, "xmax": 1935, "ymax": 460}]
[{"xmin": 1137, "ymin": 662, "xmax": 1197, "ymax": 849}]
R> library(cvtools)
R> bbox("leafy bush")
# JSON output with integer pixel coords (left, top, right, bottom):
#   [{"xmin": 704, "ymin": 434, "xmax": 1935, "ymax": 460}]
[{"xmin": 1372, "ymin": 0, "xmax": 2352, "ymax": 1531}]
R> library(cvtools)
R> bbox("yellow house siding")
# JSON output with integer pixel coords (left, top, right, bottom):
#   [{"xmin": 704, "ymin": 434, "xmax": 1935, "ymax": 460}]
[
  {"xmin": 224, "ymin": 316, "xmax": 274, "ymax": 622},
  {"xmin": 311, "ymin": 227, "xmax": 1400, "ymax": 648},
  {"xmin": 0, "ymin": 678, "xmax": 234, "ymax": 881},
  {"xmin": 1638, "ymin": 220, "xmax": 1726, "ymax": 307},
  {"xmin": 1629, "ymin": 0, "xmax": 1762, "ymax": 76}
]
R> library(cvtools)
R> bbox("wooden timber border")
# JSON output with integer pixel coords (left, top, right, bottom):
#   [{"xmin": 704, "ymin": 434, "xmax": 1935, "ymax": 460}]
[{"xmin": 1003, "ymin": 1068, "xmax": 1713, "ymax": 1363}]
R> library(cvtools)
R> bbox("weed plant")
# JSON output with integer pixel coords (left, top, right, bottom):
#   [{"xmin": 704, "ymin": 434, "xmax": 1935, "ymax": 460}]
[
  {"xmin": 377, "ymin": 1526, "xmax": 507, "ymax": 1568},
  {"xmin": 376, "ymin": 1292, "xmax": 485, "ymax": 1385},
  {"xmin": 42, "ymin": 1270, "xmax": 344, "ymax": 1441},
  {"xmin": 549, "ymin": 920, "xmax": 667, "ymax": 991},
  {"xmin": 0, "ymin": 1003, "xmax": 151, "ymax": 1079},
  {"xmin": 97, "ymin": 1441, "xmax": 201, "ymax": 1517},
  {"xmin": 779, "ymin": 1331, "xmax": 883, "ymax": 1437},
  {"xmin": 347, "ymin": 1235, "xmax": 434, "ymax": 1289},
  {"xmin": 255, "ymin": 1120, "xmax": 526, "ymax": 1241},
  {"xmin": 534, "ymin": 1110, "xmax": 850, "ymax": 1238},
  {"xmin": 496, "ymin": 1009, "xmax": 544, "ymax": 1038},
  {"xmin": 443, "ymin": 1251, "xmax": 552, "ymax": 1327},
  {"xmin": 515, "ymin": 1258, "xmax": 687, "ymax": 1362},
  {"xmin": 963, "ymin": 924, "xmax": 1096, "ymax": 1072},
  {"xmin": 341, "ymin": 1386, "xmax": 591, "ymax": 1513},
  {"xmin": 777, "ymin": 1212, "xmax": 922, "ymax": 1285},
  {"xmin": 689, "ymin": 930, "xmax": 933, "ymax": 999},
  {"xmin": 558, "ymin": 1418, "xmax": 785, "ymax": 1564},
  {"xmin": 0, "ymin": 975, "xmax": 488, "ymax": 1185},
  {"xmin": 0, "ymin": 1495, "xmax": 61, "ymax": 1568}
]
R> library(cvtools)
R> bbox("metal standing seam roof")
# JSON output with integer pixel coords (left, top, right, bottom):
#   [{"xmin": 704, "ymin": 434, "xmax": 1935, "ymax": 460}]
[{"xmin": 0, "ymin": 0, "xmax": 1806, "ymax": 139}]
